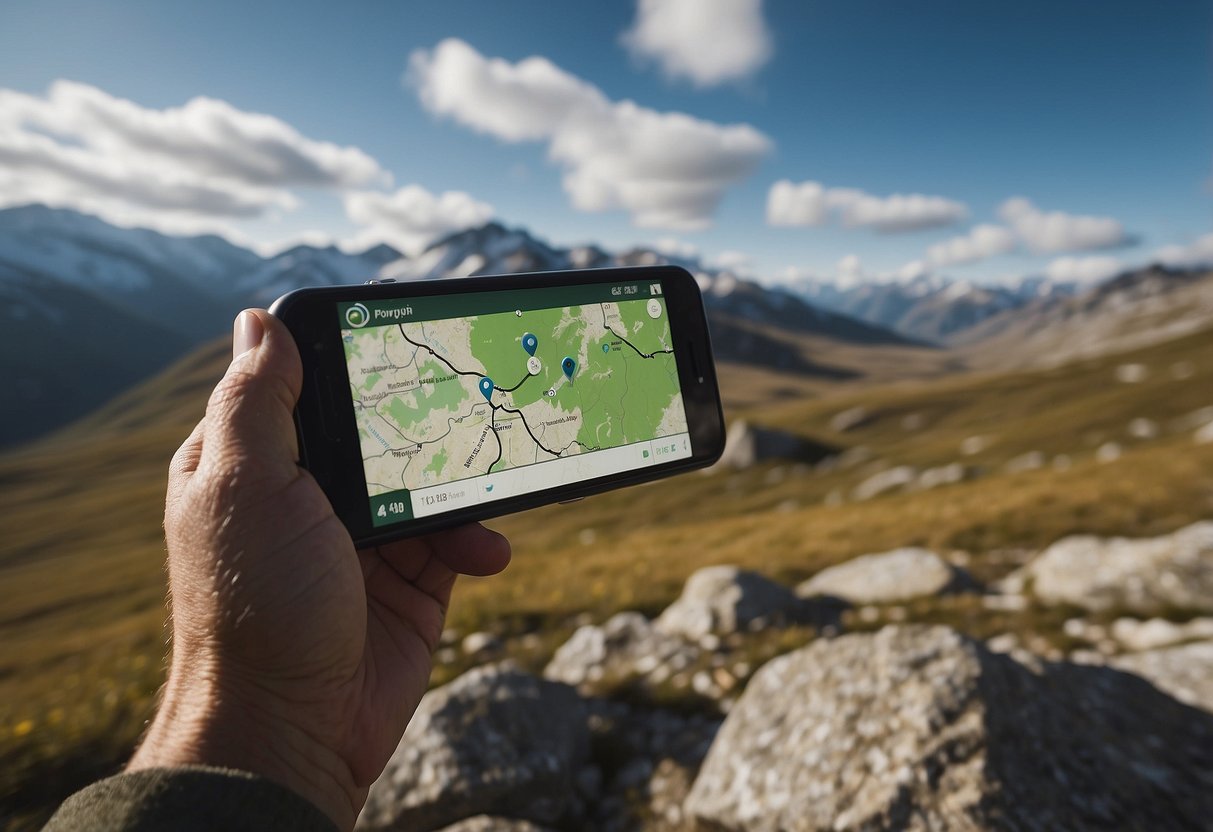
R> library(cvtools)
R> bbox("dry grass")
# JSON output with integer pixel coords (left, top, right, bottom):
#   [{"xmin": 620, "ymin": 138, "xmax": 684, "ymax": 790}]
[{"xmin": 1, "ymin": 325, "xmax": 1211, "ymax": 828}]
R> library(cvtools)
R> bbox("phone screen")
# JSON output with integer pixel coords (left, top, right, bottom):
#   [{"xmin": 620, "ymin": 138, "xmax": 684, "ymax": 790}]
[{"xmin": 336, "ymin": 278, "xmax": 691, "ymax": 528}]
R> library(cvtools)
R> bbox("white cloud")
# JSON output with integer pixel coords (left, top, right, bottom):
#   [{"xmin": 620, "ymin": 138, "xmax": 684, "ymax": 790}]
[
  {"xmin": 1044, "ymin": 255, "xmax": 1124, "ymax": 285},
  {"xmin": 767, "ymin": 179, "xmax": 968, "ymax": 232},
  {"xmin": 709, "ymin": 249, "xmax": 753, "ymax": 273},
  {"xmin": 622, "ymin": 0, "xmax": 773, "ymax": 88},
  {"xmin": 408, "ymin": 38, "xmax": 771, "ymax": 230},
  {"xmin": 344, "ymin": 185, "xmax": 494, "ymax": 255},
  {"xmin": 652, "ymin": 237, "xmax": 699, "ymax": 259},
  {"xmin": 1154, "ymin": 231, "xmax": 1213, "ymax": 267},
  {"xmin": 998, "ymin": 197, "xmax": 1127, "ymax": 253},
  {"xmin": 0, "ymin": 80, "xmax": 388, "ymax": 233},
  {"xmin": 925, "ymin": 223, "xmax": 1016, "ymax": 268}
]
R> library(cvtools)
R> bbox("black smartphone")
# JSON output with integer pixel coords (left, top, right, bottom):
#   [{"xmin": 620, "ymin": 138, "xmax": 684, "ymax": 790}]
[{"xmin": 269, "ymin": 265, "xmax": 725, "ymax": 546}]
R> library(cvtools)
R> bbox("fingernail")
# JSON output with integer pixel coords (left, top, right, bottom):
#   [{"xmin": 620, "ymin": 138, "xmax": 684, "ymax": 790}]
[{"xmin": 233, "ymin": 310, "xmax": 264, "ymax": 359}]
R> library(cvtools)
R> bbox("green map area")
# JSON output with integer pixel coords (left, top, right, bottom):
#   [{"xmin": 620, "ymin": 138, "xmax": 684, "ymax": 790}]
[{"xmin": 342, "ymin": 297, "xmax": 688, "ymax": 496}]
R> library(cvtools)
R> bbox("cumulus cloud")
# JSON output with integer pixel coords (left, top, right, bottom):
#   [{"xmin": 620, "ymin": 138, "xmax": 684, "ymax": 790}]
[
  {"xmin": 652, "ymin": 237, "xmax": 700, "ymax": 259},
  {"xmin": 925, "ymin": 224, "xmax": 1017, "ymax": 268},
  {"xmin": 998, "ymin": 197, "xmax": 1128, "ymax": 253},
  {"xmin": 621, "ymin": 0, "xmax": 773, "ymax": 87},
  {"xmin": 709, "ymin": 249, "xmax": 753, "ymax": 273},
  {"xmin": 0, "ymin": 80, "xmax": 388, "ymax": 231},
  {"xmin": 344, "ymin": 185, "xmax": 495, "ymax": 255},
  {"xmin": 408, "ymin": 38, "xmax": 771, "ymax": 230},
  {"xmin": 1154, "ymin": 232, "xmax": 1213, "ymax": 268},
  {"xmin": 1043, "ymin": 255, "xmax": 1124, "ymax": 285},
  {"xmin": 766, "ymin": 179, "xmax": 968, "ymax": 232}
]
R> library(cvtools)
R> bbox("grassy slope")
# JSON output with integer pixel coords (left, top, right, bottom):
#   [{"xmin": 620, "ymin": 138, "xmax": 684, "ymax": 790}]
[{"xmin": 1, "ymin": 326, "xmax": 1212, "ymax": 827}]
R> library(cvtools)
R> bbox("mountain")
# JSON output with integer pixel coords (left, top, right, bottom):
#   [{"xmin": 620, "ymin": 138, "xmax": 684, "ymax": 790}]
[
  {"xmin": 0, "ymin": 205, "xmax": 922, "ymax": 448},
  {"xmin": 955, "ymin": 265, "xmax": 1213, "ymax": 369},
  {"xmin": 793, "ymin": 273, "xmax": 1078, "ymax": 343}
]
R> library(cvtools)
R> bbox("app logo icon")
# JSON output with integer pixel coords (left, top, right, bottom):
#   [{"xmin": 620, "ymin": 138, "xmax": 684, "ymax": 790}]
[{"xmin": 345, "ymin": 303, "xmax": 370, "ymax": 328}]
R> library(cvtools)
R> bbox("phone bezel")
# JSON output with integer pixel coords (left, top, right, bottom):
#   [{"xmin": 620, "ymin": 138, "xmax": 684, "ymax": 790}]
[{"xmin": 270, "ymin": 265, "xmax": 725, "ymax": 546}]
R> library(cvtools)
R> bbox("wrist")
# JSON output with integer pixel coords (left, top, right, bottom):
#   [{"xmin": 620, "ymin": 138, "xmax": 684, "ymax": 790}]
[{"xmin": 129, "ymin": 654, "xmax": 361, "ymax": 830}]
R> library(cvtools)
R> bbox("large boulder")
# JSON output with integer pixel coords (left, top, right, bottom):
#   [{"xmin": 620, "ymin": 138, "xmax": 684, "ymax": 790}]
[
  {"xmin": 796, "ymin": 547, "xmax": 973, "ymax": 604},
  {"xmin": 654, "ymin": 566, "xmax": 809, "ymax": 640},
  {"xmin": 1114, "ymin": 641, "xmax": 1213, "ymax": 713},
  {"xmin": 1024, "ymin": 521, "xmax": 1213, "ymax": 614},
  {"xmin": 685, "ymin": 625, "xmax": 1213, "ymax": 831},
  {"xmin": 358, "ymin": 664, "xmax": 589, "ymax": 831},
  {"xmin": 543, "ymin": 611, "xmax": 700, "ymax": 693}
]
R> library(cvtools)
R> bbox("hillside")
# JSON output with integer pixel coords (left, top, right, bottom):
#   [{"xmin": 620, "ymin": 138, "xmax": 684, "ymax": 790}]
[{"xmin": 2, "ymin": 319, "xmax": 1211, "ymax": 826}]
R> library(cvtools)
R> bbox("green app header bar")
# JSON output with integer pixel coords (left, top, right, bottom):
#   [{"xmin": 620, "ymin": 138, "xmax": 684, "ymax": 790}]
[{"xmin": 338, "ymin": 279, "xmax": 662, "ymax": 329}]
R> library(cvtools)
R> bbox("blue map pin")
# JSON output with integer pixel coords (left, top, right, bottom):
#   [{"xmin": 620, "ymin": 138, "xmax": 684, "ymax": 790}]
[
  {"xmin": 522, "ymin": 332, "xmax": 538, "ymax": 356},
  {"xmin": 478, "ymin": 376, "xmax": 494, "ymax": 401},
  {"xmin": 561, "ymin": 356, "xmax": 577, "ymax": 380}
]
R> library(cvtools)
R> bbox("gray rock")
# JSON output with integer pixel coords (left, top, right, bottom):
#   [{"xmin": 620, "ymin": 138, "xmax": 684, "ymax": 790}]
[
  {"xmin": 850, "ymin": 465, "xmax": 917, "ymax": 501},
  {"xmin": 685, "ymin": 625, "xmax": 1213, "ymax": 831},
  {"xmin": 714, "ymin": 420, "xmax": 835, "ymax": 470},
  {"xmin": 358, "ymin": 663, "xmax": 588, "ymax": 831},
  {"xmin": 434, "ymin": 818, "xmax": 555, "ymax": 832},
  {"xmin": 797, "ymin": 547, "xmax": 972, "ymax": 604},
  {"xmin": 1111, "ymin": 617, "xmax": 1213, "ymax": 652},
  {"xmin": 654, "ymin": 566, "xmax": 807, "ymax": 640},
  {"xmin": 543, "ymin": 612, "xmax": 700, "ymax": 693},
  {"xmin": 830, "ymin": 406, "xmax": 871, "ymax": 433},
  {"xmin": 1114, "ymin": 641, "xmax": 1213, "ymax": 712},
  {"xmin": 1004, "ymin": 450, "xmax": 1045, "ymax": 473},
  {"xmin": 1025, "ymin": 521, "xmax": 1213, "ymax": 614}
]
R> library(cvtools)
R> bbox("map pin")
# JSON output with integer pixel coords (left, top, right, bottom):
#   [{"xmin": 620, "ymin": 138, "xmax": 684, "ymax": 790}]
[
  {"xmin": 562, "ymin": 356, "xmax": 577, "ymax": 381},
  {"xmin": 478, "ymin": 376, "xmax": 494, "ymax": 401},
  {"xmin": 522, "ymin": 333, "xmax": 538, "ymax": 356}
]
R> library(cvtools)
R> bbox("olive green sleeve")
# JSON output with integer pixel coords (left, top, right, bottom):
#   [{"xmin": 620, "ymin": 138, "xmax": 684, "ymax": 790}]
[{"xmin": 43, "ymin": 766, "xmax": 338, "ymax": 832}]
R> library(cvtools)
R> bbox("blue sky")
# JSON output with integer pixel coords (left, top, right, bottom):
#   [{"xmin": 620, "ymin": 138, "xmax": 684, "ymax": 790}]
[{"xmin": 1, "ymin": 0, "xmax": 1210, "ymax": 285}]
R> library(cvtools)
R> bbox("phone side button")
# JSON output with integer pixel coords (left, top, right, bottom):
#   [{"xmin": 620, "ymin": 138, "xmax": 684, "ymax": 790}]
[
  {"xmin": 558, "ymin": 497, "xmax": 585, "ymax": 505},
  {"xmin": 312, "ymin": 371, "xmax": 343, "ymax": 440}
]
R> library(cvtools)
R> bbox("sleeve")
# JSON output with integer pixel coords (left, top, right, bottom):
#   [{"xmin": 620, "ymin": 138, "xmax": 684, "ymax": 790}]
[{"xmin": 43, "ymin": 766, "xmax": 339, "ymax": 832}]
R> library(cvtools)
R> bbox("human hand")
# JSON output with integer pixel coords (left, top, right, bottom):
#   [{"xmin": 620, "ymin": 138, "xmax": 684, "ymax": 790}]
[{"xmin": 128, "ymin": 309, "xmax": 511, "ymax": 830}]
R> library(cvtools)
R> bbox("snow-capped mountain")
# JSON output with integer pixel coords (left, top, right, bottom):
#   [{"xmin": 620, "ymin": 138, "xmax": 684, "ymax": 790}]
[{"xmin": 792, "ymin": 272, "xmax": 1080, "ymax": 343}]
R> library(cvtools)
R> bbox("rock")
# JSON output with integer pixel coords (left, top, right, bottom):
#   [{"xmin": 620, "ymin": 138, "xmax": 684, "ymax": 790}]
[
  {"xmin": 1025, "ymin": 521, "xmax": 1213, "ymax": 614},
  {"xmin": 1128, "ymin": 417, "xmax": 1159, "ymax": 439},
  {"xmin": 959, "ymin": 435, "xmax": 989, "ymax": 456},
  {"xmin": 713, "ymin": 420, "xmax": 835, "ymax": 470},
  {"xmin": 358, "ymin": 664, "xmax": 588, "ymax": 831},
  {"xmin": 1197, "ymin": 420, "xmax": 1213, "ymax": 445},
  {"xmin": 830, "ymin": 406, "xmax": 871, "ymax": 433},
  {"xmin": 796, "ymin": 548, "xmax": 974, "ymax": 604},
  {"xmin": 1095, "ymin": 441, "xmax": 1122, "ymax": 463},
  {"xmin": 462, "ymin": 631, "xmax": 502, "ymax": 656},
  {"xmin": 1111, "ymin": 617, "xmax": 1213, "ymax": 651},
  {"xmin": 434, "ymin": 818, "xmax": 555, "ymax": 832},
  {"xmin": 913, "ymin": 462, "xmax": 968, "ymax": 490},
  {"xmin": 1114, "ymin": 642, "xmax": 1213, "ymax": 712},
  {"xmin": 1116, "ymin": 362, "xmax": 1148, "ymax": 383},
  {"xmin": 543, "ymin": 612, "xmax": 699, "ymax": 694},
  {"xmin": 685, "ymin": 625, "xmax": 1213, "ymax": 831},
  {"xmin": 1004, "ymin": 450, "xmax": 1045, "ymax": 473},
  {"xmin": 851, "ymin": 465, "xmax": 917, "ymax": 501},
  {"xmin": 654, "ymin": 565, "xmax": 811, "ymax": 640}
]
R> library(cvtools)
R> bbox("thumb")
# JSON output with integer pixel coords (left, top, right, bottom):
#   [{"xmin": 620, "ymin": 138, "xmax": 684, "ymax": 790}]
[{"xmin": 198, "ymin": 309, "xmax": 303, "ymax": 491}]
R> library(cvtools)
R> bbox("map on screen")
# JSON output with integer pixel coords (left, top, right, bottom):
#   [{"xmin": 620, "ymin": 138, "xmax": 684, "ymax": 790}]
[{"xmin": 339, "ymin": 283, "xmax": 691, "ymax": 525}]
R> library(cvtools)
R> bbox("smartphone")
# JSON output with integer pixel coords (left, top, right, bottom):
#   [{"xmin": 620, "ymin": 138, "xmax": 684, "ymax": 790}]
[{"xmin": 270, "ymin": 265, "xmax": 725, "ymax": 546}]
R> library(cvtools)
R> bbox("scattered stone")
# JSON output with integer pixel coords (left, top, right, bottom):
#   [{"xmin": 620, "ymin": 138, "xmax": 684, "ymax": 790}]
[
  {"xmin": 685, "ymin": 625, "xmax": 1213, "ymax": 831},
  {"xmin": 1112, "ymin": 617, "xmax": 1213, "ymax": 652},
  {"xmin": 1197, "ymin": 420, "xmax": 1213, "ymax": 445},
  {"xmin": 434, "ymin": 818, "xmax": 555, "ymax": 832},
  {"xmin": 654, "ymin": 565, "xmax": 811, "ymax": 640},
  {"xmin": 544, "ymin": 612, "xmax": 699, "ymax": 694},
  {"xmin": 359, "ymin": 664, "xmax": 588, "ymax": 831},
  {"xmin": 822, "ymin": 489, "xmax": 843, "ymax": 507},
  {"xmin": 960, "ymin": 435, "xmax": 989, "ymax": 456},
  {"xmin": 1128, "ymin": 417, "xmax": 1159, "ymax": 440},
  {"xmin": 462, "ymin": 631, "xmax": 502, "ymax": 657},
  {"xmin": 1052, "ymin": 453, "xmax": 1072, "ymax": 471},
  {"xmin": 1096, "ymin": 441, "xmax": 1122, "ymax": 463},
  {"xmin": 1025, "ymin": 521, "xmax": 1213, "ymax": 614},
  {"xmin": 714, "ymin": 420, "xmax": 835, "ymax": 470},
  {"xmin": 830, "ymin": 406, "xmax": 871, "ymax": 433},
  {"xmin": 851, "ymin": 465, "xmax": 917, "ymax": 501},
  {"xmin": 913, "ymin": 462, "xmax": 967, "ymax": 490},
  {"xmin": 1114, "ymin": 642, "xmax": 1213, "ymax": 712},
  {"xmin": 1115, "ymin": 362, "xmax": 1148, "ymax": 383},
  {"xmin": 900, "ymin": 412, "xmax": 925, "ymax": 431},
  {"xmin": 797, "ymin": 547, "xmax": 974, "ymax": 605},
  {"xmin": 1004, "ymin": 450, "xmax": 1045, "ymax": 474},
  {"xmin": 578, "ymin": 528, "xmax": 597, "ymax": 546},
  {"xmin": 1170, "ymin": 360, "xmax": 1196, "ymax": 380}
]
